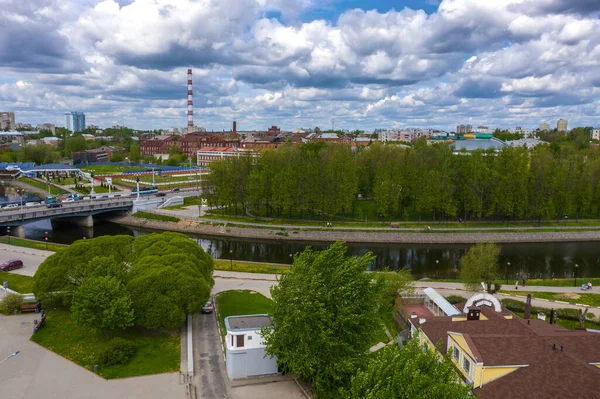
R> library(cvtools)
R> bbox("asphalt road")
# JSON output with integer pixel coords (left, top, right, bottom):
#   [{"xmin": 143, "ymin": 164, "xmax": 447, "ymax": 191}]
[
  {"xmin": 0, "ymin": 243, "xmax": 50, "ymax": 277},
  {"xmin": 195, "ymin": 311, "xmax": 229, "ymax": 399}
]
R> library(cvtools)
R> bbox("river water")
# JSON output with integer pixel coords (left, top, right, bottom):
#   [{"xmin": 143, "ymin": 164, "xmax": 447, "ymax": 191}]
[{"xmin": 17, "ymin": 220, "xmax": 600, "ymax": 280}]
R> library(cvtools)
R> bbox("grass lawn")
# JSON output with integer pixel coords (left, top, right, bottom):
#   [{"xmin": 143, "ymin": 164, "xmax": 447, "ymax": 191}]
[
  {"xmin": 0, "ymin": 236, "xmax": 65, "ymax": 252},
  {"xmin": 501, "ymin": 291, "xmax": 600, "ymax": 307},
  {"xmin": 132, "ymin": 211, "xmax": 180, "ymax": 223},
  {"xmin": 30, "ymin": 310, "xmax": 180, "ymax": 379},
  {"xmin": 215, "ymin": 290, "xmax": 273, "ymax": 341},
  {"xmin": 0, "ymin": 272, "xmax": 34, "ymax": 293},
  {"xmin": 524, "ymin": 278, "xmax": 600, "ymax": 287},
  {"xmin": 511, "ymin": 310, "xmax": 600, "ymax": 330},
  {"xmin": 214, "ymin": 259, "xmax": 290, "ymax": 275},
  {"xmin": 17, "ymin": 177, "xmax": 68, "ymax": 196},
  {"xmin": 80, "ymin": 165, "xmax": 147, "ymax": 175}
]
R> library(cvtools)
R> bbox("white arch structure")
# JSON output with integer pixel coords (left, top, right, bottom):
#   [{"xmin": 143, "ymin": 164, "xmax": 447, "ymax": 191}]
[{"xmin": 463, "ymin": 293, "xmax": 502, "ymax": 313}]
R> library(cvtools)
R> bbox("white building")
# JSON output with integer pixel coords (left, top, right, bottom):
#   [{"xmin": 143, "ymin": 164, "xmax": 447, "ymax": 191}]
[
  {"xmin": 539, "ymin": 123, "xmax": 551, "ymax": 131},
  {"xmin": 196, "ymin": 147, "xmax": 258, "ymax": 166},
  {"xmin": 224, "ymin": 315, "xmax": 278, "ymax": 379},
  {"xmin": 510, "ymin": 126, "xmax": 535, "ymax": 138},
  {"xmin": 475, "ymin": 126, "xmax": 491, "ymax": 134},
  {"xmin": 591, "ymin": 128, "xmax": 600, "ymax": 141}
]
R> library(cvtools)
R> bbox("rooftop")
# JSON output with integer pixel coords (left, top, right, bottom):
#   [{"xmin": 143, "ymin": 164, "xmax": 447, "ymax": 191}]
[
  {"xmin": 225, "ymin": 314, "xmax": 273, "ymax": 331},
  {"xmin": 453, "ymin": 138, "xmax": 507, "ymax": 152}
]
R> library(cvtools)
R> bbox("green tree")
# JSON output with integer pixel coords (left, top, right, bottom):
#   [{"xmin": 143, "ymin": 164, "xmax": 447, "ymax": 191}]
[
  {"xmin": 110, "ymin": 151, "xmax": 125, "ymax": 162},
  {"xmin": 374, "ymin": 269, "xmax": 414, "ymax": 314},
  {"xmin": 64, "ymin": 135, "xmax": 87, "ymax": 157},
  {"xmin": 71, "ymin": 275, "xmax": 135, "ymax": 335},
  {"xmin": 460, "ymin": 243, "xmax": 501, "ymax": 293},
  {"xmin": 340, "ymin": 340, "xmax": 471, "ymax": 399},
  {"xmin": 129, "ymin": 142, "xmax": 141, "ymax": 163},
  {"xmin": 263, "ymin": 241, "xmax": 384, "ymax": 397}
]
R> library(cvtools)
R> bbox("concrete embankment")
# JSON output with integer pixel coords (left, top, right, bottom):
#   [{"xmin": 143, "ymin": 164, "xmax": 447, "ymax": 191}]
[{"xmin": 110, "ymin": 215, "xmax": 600, "ymax": 244}]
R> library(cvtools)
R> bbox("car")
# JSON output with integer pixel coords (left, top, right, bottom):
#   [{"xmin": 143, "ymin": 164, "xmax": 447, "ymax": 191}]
[
  {"xmin": 46, "ymin": 202, "xmax": 62, "ymax": 208},
  {"xmin": 201, "ymin": 301, "xmax": 214, "ymax": 313},
  {"xmin": 171, "ymin": 188, "xmax": 180, "ymax": 192},
  {"xmin": 2, "ymin": 203, "xmax": 19, "ymax": 209},
  {"xmin": 0, "ymin": 259, "xmax": 23, "ymax": 271},
  {"xmin": 156, "ymin": 192, "xmax": 166, "ymax": 197},
  {"xmin": 25, "ymin": 202, "xmax": 40, "ymax": 207}
]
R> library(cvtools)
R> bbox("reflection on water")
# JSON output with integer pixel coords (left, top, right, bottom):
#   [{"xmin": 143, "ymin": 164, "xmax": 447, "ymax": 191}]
[{"xmin": 17, "ymin": 220, "xmax": 600, "ymax": 279}]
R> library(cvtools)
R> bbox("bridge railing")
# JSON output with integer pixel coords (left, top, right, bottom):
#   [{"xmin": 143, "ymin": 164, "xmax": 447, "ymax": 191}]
[{"xmin": 0, "ymin": 199, "xmax": 133, "ymax": 223}]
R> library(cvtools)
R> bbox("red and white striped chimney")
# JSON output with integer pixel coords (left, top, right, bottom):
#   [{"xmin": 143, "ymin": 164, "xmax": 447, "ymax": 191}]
[{"xmin": 187, "ymin": 68, "xmax": 193, "ymax": 132}]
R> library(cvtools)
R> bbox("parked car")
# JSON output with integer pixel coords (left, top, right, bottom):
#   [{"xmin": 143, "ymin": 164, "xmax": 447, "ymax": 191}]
[
  {"xmin": 156, "ymin": 192, "xmax": 166, "ymax": 197},
  {"xmin": 25, "ymin": 202, "xmax": 40, "ymax": 207},
  {"xmin": 0, "ymin": 259, "xmax": 23, "ymax": 271},
  {"xmin": 201, "ymin": 301, "xmax": 214, "ymax": 313},
  {"xmin": 2, "ymin": 203, "xmax": 19, "ymax": 209},
  {"xmin": 46, "ymin": 202, "xmax": 62, "ymax": 208},
  {"xmin": 171, "ymin": 188, "xmax": 180, "ymax": 192}
]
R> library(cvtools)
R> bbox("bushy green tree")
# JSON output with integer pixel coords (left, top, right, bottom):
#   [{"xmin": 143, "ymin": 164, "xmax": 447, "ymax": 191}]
[
  {"xmin": 460, "ymin": 243, "xmax": 501, "ymax": 293},
  {"xmin": 340, "ymin": 340, "xmax": 472, "ymax": 399},
  {"xmin": 263, "ymin": 241, "xmax": 384, "ymax": 397},
  {"xmin": 34, "ymin": 232, "xmax": 214, "ymax": 331},
  {"xmin": 71, "ymin": 275, "xmax": 135, "ymax": 334}
]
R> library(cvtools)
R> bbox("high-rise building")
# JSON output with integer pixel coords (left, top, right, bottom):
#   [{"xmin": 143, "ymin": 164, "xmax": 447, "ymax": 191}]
[
  {"xmin": 36, "ymin": 123, "xmax": 56, "ymax": 135},
  {"xmin": 456, "ymin": 124, "xmax": 472, "ymax": 134},
  {"xmin": 539, "ymin": 123, "xmax": 551, "ymax": 131},
  {"xmin": 0, "ymin": 112, "xmax": 15, "ymax": 130},
  {"xmin": 65, "ymin": 111, "xmax": 86, "ymax": 133},
  {"xmin": 557, "ymin": 119, "xmax": 568, "ymax": 132}
]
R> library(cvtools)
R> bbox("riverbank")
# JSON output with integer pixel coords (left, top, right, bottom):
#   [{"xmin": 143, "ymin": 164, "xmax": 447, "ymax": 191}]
[{"xmin": 111, "ymin": 214, "xmax": 600, "ymax": 244}]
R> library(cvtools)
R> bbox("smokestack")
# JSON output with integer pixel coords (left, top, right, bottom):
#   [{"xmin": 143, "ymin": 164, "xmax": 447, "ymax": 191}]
[
  {"xmin": 524, "ymin": 294, "xmax": 532, "ymax": 319},
  {"xmin": 187, "ymin": 69, "xmax": 193, "ymax": 133},
  {"xmin": 233, "ymin": 121, "xmax": 237, "ymax": 136}
]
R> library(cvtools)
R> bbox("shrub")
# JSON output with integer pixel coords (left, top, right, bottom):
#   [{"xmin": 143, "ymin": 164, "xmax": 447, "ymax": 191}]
[
  {"xmin": 98, "ymin": 338, "xmax": 137, "ymax": 366},
  {"xmin": 0, "ymin": 293, "xmax": 23, "ymax": 313},
  {"xmin": 445, "ymin": 295, "xmax": 466, "ymax": 305}
]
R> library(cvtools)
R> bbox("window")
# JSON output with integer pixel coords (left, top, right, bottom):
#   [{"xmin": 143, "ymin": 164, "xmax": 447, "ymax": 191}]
[
  {"xmin": 423, "ymin": 342, "xmax": 429, "ymax": 352},
  {"xmin": 462, "ymin": 357, "xmax": 471, "ymax": 374},
  {"xmin": 454, "ymin": 347, "xmax": 460, "ymax": 362},
  {"xmin": 235, "ymin": 335, "xmax": 244, "ymax": 348}
]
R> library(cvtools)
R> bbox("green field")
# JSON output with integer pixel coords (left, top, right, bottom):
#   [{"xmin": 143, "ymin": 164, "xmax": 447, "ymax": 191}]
[
  {"xmin": 215, "ymin": 290, "xmax": 274, "ymax": 340},
  {"xmin": 80, "ymin": 165, "xmax": 147, "ymax": 174},
  {"xmin": 501, "ymin": 291, "xmax": 600, "ymax": 307},
  {"xmin": 214, "ymin": 259, "xmax": 290, "ymax": 274},
  {"xmin": 30, "ymin": 310, "xmax": 180, "ymax": 379},
  {"xmin": 132, "ymin": 211, "xmax": 180, "ymax": 223},
  {"xmin": 17, "ymin": 177, "xmax": 68, "ymax": 195},
  {"xmin": 0, "ymin": 236, "xmax": 65, "ymax": 252},
  {"xmin": 0, "ymin": 272, "xmax": 34, "ymax": 293}
]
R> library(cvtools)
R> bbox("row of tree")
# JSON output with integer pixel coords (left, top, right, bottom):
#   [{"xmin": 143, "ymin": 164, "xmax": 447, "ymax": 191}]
[
  {"xmin": 204, "ymin": 139, "xmax": 600, "ymax": 222},
  {"xmin": 33, "ymin": 233, "xmax": 214, "ymax": 332}
]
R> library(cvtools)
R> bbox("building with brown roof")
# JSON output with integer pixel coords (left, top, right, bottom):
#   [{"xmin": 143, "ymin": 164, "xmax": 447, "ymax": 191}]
[
  {"xmin": 408, "ymin": 289, "xmax": 600, "ymax": 399},
  {"xmin": 140, "ymin": 135, "xmax": 174, "ymax": 156}
]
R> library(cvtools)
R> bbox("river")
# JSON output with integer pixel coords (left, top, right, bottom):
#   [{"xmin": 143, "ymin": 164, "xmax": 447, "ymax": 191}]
[{"xmin": 18, "ymin": 219, "xmax": 600, "ymax": 280}]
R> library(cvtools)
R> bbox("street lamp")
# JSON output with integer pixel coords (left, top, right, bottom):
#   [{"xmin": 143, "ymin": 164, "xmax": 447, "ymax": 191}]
[
  {"xmin": 435, "ymin": 259, "xmax": 439, "ymax": 279},
  {"xmin": 229, "ymin": 249, "xmax": 233, "ymax": 271},
  {"xmin": 135, "ymin": 176, "xmax": 140, "ymax": 200},
  {"xmin": 44, "ymin": 231, "xmax": 48, "ymax": 250},
  {"xmin": 574, "ymin": 264, "xmax": 579, "ymax": 287},
  {"xmin": 564, "ymin": 215, "xmax": 568, "ymax": 226},
  {"xmin": 7, "ymin": 227, "xmax": 11, "ymax": 245},
  {"xmin": 506, "ymin": 262, "xmax": 511, "ymax": 284},
  {"xmin": 90, "ymin": 172, "xmax": 96, "ymax": 196},
  {"xmin": 0, "ymin": 351, "xmax": 20, "ymax": 365},
  {"xmin": 46, "ymin": 175, "xmax": 51, "ymax": 197}
]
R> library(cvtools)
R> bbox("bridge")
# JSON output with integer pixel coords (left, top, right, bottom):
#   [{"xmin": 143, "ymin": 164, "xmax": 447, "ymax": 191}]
[{"xmin": 0, "ymin": 197, "xmax": 134, "ymax": 232}]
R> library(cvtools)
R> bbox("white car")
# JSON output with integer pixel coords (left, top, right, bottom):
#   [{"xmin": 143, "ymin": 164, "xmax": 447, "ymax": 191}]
[
  {"xmin": 25, "ymin": 202, "xmax": 40, "ymax": 207},
  {"xmin": 2, "ymin": 203, "xmax": 19, "ymax": 209}
]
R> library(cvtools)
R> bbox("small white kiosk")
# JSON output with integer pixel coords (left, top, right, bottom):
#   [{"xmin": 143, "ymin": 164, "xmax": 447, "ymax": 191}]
[{"xmin": 224, "ymin": 314, "xmax": 278, "ymax": 379}]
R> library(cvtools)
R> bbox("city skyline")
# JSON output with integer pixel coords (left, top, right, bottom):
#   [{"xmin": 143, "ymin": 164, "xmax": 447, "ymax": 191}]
[{"xmin": 1, "ymin": 0, "xmax": 599, "ymax": 131}]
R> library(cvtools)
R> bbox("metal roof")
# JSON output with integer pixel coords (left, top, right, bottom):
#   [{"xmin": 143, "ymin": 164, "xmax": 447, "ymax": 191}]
[
  {"xmin": 423, "ymin": 287, "xmax": 462, "ymax": 316},
  {"xmin": 21, "ymin": 164, "xmax": 80, "ymax": 172},
  {"xmin": 453, "ymin": 138, "xmax": 507, "ymax": 152}
]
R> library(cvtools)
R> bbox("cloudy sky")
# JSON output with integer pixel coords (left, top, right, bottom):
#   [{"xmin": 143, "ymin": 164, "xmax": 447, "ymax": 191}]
[{"xmin": 1, "ymin": 0, "xmax": 599, "ymax": 131}]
